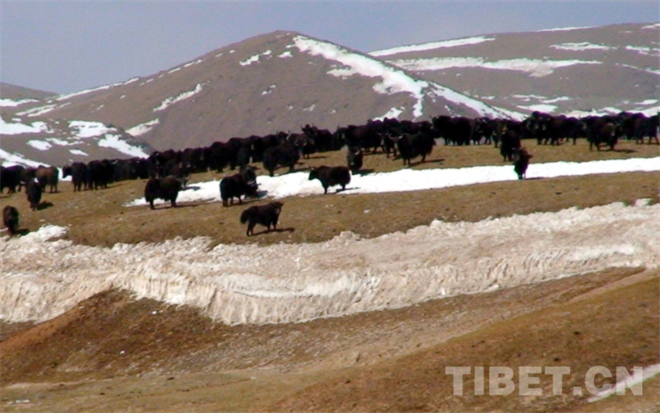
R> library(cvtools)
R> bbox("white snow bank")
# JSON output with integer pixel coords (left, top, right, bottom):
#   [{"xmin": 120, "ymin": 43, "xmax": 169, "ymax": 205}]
[
  {"xmin": 0, "ymin": 98, "xmax": 39, "ymax": 107},
  {"xmin": 0, "ymin": 118, "xmax": 52, "ymax": 135},
  {"xmin": 369, "ymin": 36, "xmax": 495, "ymax": 57},
  {"xmin": 153, "ymin": 83, "xmax": 204, "ymax": 112},
  {"xmin": 97, "ymin": 134, "xmax": 149, "ymax": 158},
  {"xmin": 1, "ymin": 202, "xmax": 659, "ymax": 325},
  {"xmin": 293, "ymin": 35, "xmax": 429, "ymax": 118},
  {"xmin": 127, "ymin": 156, "xmax": 660, "ymax": 207},
  {"xmin": 388, "ymin": 57, "xmax": 602, "ymax": 77}
]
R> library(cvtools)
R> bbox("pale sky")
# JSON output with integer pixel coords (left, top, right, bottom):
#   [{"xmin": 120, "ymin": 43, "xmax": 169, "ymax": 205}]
[{"xmin": 1, "ymin": 1, "xmax": 657, "ymax": 94}]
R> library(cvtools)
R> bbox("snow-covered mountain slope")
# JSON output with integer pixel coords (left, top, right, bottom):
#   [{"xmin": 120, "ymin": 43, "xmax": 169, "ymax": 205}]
[
  {"xmin": 371, "ymin": 23, "xmax": 660, "ymax": 117},
  {"xmin": 0, "ymin": 31, "xmax": 513, "ymax": 160}
]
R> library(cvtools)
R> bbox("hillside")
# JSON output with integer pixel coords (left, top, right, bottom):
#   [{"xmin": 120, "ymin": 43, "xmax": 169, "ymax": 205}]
[
  {"xmin": 2, "ymin": 23, "xmax": 658, "ymax": 166},
  {"xmin": 371, "ymin": 23, "xmax": 660, "ymax": 117},
  {"xmin": 1, "ymin": 138, "xmax": 659, "ymax": 411}
]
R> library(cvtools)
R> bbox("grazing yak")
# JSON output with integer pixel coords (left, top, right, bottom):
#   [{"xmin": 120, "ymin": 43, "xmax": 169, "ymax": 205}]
[
  {"xmin": 346, "ymin": 147, "xmax": 363, "ymax": 174},
  {"xmin": 240, "ymin": 201, "xmax": 283, "ymax": 236},
  {"xmin": 0, "ymin": 166, "xmax": 23, "ymax": 194},
  {"xmin": 309, "ymin": 166, "xmax": 351, "ymax": 194},
  {"xmin": 396, "ymin": 131, "xmax": 436, "ymax": 166},
  {"xmin": 262, "ymin": 142, "xmax": 300, "ymax": 177},
  {"xmin": 62, "ymin": 162, "xmax": 89, "ymax": 192},
  {"xmin": 26, "ymin": 179, "xmax": 42, "ymax": 211},
  {"xmin": 144, "ymin": 176, "xmax": 182, "ymax": 210},
  {"xmin": 35, "ymin": 165, "xmax": 59, "ymax": 193},
  {"xmin": 220, "ymin": 173, "xmax": 258, "ymax": 207},
  {"xmin": 3, "ymin": 206, "xmax": 20, "ymax": 236},
  {"xmin": 513, "ymin": 148, "xmax": 533, "ymax": 180}
]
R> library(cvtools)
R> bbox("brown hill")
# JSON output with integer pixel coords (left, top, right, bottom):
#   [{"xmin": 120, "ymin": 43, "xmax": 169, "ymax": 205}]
[{"xmin": 372, "ymin": 23, "xmax": 660, "ymax": 117}]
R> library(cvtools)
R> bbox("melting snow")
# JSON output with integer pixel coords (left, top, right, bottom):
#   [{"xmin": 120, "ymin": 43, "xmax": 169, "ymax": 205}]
[
  {"xmin": 293, "ymin": 35, "xmax": 429, "ymax": 118},
  {"xmin": 369, "ymin": 36, "xmax": 496, "ymax": 57},
  {"xmin": 240, "ymin": 50, "xmax": 272, "ymax": 66},
  {"xmin": 278, "ymin": 51, "xmax": 293, "ymax": 58},
  {"xmin": 1, "ymin": 201, "xmax": 659, "ymax": 325},
  {"xmin": 26, "ymin": 140, "xmax": 52, "ymax": 151},
  {"xmin": 69, "ymin": 120, "xmax": 111, "ymax": 138},
  {"xmin": 126, "ymin": 119, "xmax": 160, "ymax": 136},
  {"xmin": 0, "ymin": 98, "xmax": 39, "ymax": 107},
  {"xmin": 0, "ymin": 118, "xmax": 52, "ymax": 135},
  {"xmin": 551, "ymin": 42, "xmax": 615, "ymax": 51},
  {"xmin": 69, "ymin": 149, "xmax": 88, "ymax": 156},
  {"xmin": 388, "ymin": 57, "xmax": 602, "ymax": 77},
  {"xmin": 97, "ymin": 134, "xmax": 149, "ymax": 158},
  {"xmin": 126, "ymin": 156, "xmax": 660, "ymax": 207},
  {"xmin": 153, "ymin": 84, "xmax": 204, "ymax": 111}
]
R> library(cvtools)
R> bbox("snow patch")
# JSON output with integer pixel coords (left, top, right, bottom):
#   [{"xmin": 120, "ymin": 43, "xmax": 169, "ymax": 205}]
[
  {"xmin": 97, "ymin": 134, "xmax": 149, "ymax": 158},
  {"xmin": 369, "ymin": 36, "xmax": 496, "ymax": 57},
  {"xmin": 26, "ymin": 140, "xmax": 52, "ymax": 151},
  {"xmin": 0, "ymin": 118, "xmax": 52, "ymax": 135},
  {"xmin": 0, "ymin": 98, "xmax": 39, "ymax": 107},
  {"xmin": 126, "ymin": 119, "xmax": 160, "ymax": 136},
  {"xmin": 389, "ymin": 57, "xmax": 602, "ymax": 77},
  {"xmin": 153, "ymin": 84, "xmax": 204, "ymax": 111},
  {"xmin": 551, "ymin": 42, "xmax": 615, "ymax": 52}
]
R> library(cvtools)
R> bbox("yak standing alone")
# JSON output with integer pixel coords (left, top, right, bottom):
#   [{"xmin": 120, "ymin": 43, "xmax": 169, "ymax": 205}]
[
  {"xmin": 308, "ymin": 166, "xmax": 351, "ymax": 194},
  {"xmin": 3, "ymin": 206, "xmax": 20, "ymax": 236},
  {"xmin": 26, "ymin": 179, "xmax": 42, "ymax": 211},
  {"xmin": 240, "ymin": 201, "xmax": 283, "ymax": 236},
  {"xmin": 220, "ymin": 173, "xmax": 258, "ymax": 207},
  {"xmin": 513, "ymin": 148, "xmax": 533, "ymax": 180},
  {"xmin": 144, "ymin": 176, "xmax": 182, "ymax": 209}
]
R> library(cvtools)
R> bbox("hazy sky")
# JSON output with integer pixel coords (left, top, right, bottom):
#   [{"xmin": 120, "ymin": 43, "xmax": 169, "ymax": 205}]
[{"xmin": 2, "ymin": 1, "xmax": 657, "ymax": 94}]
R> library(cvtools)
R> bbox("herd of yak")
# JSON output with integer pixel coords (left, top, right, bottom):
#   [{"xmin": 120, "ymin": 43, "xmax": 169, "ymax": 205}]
[{"xmin": 2, "ymin": 111, "xmax": 658, "ymax": 236}]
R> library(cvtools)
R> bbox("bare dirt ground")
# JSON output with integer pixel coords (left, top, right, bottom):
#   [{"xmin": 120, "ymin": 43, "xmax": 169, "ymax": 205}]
[{"xmin": 1, "ymin": 139, "xmax": 659, "ymax": 412}]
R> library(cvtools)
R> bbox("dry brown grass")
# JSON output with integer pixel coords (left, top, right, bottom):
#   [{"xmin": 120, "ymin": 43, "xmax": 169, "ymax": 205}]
[
  {"xmin": 1, "ymin": 138, "xmax": 659, "ymax": 412},
  {"xmin": 1, "ymin": 139, "xmax": 658, "ymax": 248}
]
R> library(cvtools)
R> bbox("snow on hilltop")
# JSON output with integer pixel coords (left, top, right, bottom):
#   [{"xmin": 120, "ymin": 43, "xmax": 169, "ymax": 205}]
[{"xmin": 292, "ymin": 35, "xmax": 514, "ymax": 119}]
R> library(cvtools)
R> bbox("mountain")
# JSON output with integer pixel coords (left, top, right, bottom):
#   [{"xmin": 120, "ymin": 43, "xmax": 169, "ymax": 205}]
[
  {"xmin": 1, "ymin": 24, "xmax": 658, "ymax": 167},
  {"xmin": 371, "ymin": 22, "xmax": 660, "ymax": 117}
]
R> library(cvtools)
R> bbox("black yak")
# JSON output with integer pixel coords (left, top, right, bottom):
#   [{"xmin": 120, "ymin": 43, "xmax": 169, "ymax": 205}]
[
  {"xmin": 26, "ymin": 179, "xmax": 42, "ymax": 211},
  {"xmin": 262, "ymin": 142, "xmax": 299, "ymax": 177},
  {"xmin": 309, "ymin": 166, "xmax": 351, "ymax": 194},
  {"xmin": 240, "ymin": 201, "xmax": 283, "ymax": 236},
  {"xmin": 144, "ymin": 176, "xmax": 182, "ymax": 210},
  {"xmin": 346, "ymin": 147, "xmax": 363, "ymax": 174},
  {"xmin": 3, "ymin": 206, "xmax": 20, "ymax": 235},
  {"xmin": 396, "ymin": 131, "xmax": 435, "ymax": 166},
  {"xmin": 513, "ymin": 148, "xmax": 533, "ymax": 180},
  {"xmin": 0, "ymin": 166, "xmax": 22, "ymax": 194},
  {"xmin": 62, "ymin": 162, "xmax": 88, "ymax": 192},
  {"xmin": 220, "ymin": 174, "xmax": 258, "ymax": 207}
]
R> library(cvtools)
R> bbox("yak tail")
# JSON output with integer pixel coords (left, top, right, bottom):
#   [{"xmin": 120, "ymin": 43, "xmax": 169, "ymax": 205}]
[{"xmin": 240, "ymin": 209, "xmax": 251, "ymax": 224}]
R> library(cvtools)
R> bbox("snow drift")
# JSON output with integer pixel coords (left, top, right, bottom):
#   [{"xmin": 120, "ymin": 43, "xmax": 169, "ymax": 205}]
[{"xmin": 1, "ymin": 201, "xmax": 658, "ymax": 325}]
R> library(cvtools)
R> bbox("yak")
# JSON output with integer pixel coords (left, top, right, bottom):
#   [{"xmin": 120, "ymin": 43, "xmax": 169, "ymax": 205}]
[
  {"xmin": 513, "ymin": 148, "xmax": 533, "ymax": 180},
  {"xmin": 240, "ymin": 201, "xmax": 283, "ymax": 236},
  {"xmin": 26, "ymin": 179, "xmax": 42, "ymax": 211},
  {"xmin": 396, "ymin": 131, "xmax": 435, "ymax": 166},
  {"xmin": 220, "ymin": 173, "xmax": 258, "ymax": 207},
  {"xmin": 262, "ymin": 142, "xmax": 299, "ymax": 177},
  {"xmin": 309, "ymin": 166, "xmax": 351, "ymax": 194},
  {"xmin": 3, "ymin": 206, "xmax": 20, "ymax": 236},
  {"xmin": 144, "ymin": 176, "xmax": 182, "ymax": 210},
  {"xmin": 62, "ymin": 162, "xmax": 88, "ymax": 192},
  {"xmin": 0, "ymin": 166, "xmax": 23, "ymax": 194},
  {"xmin": 35, "ymin": 165, "xmax": 59, "ymax": 193},
  {"xmin": 346, "ymin": 147, "xmax": 364, "ymax": 174}
]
